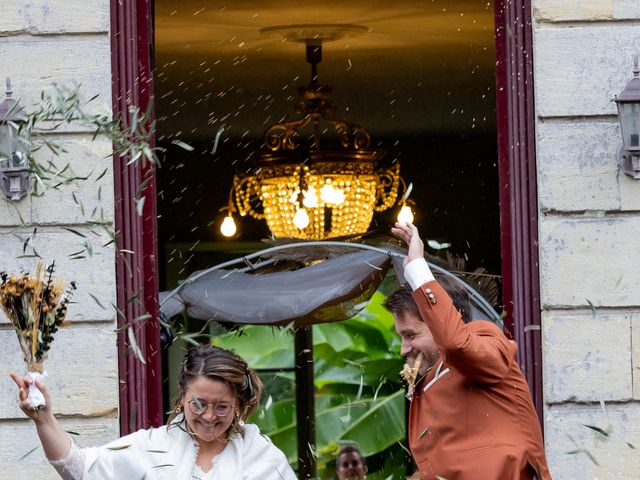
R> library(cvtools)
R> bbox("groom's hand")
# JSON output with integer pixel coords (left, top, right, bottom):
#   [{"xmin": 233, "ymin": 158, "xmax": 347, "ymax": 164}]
[{"xmin": 391, "ymin": 222, "xmax": 424, "ymax": 267}]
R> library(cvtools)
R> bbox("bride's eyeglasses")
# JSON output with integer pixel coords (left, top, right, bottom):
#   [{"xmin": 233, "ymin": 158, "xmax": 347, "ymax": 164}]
[{"xmin": 187, "ymin": 399, "xmax": 233, "ymax": 417}]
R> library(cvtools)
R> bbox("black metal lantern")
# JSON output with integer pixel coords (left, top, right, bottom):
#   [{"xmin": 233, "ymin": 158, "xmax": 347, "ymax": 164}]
[
  {"xmin": 614, "ymin": 57, "xmax": 640, "ymax": 179},
  {"xmin": 0, "ymin": 77, "xmax": 32, "ymax": 200}
]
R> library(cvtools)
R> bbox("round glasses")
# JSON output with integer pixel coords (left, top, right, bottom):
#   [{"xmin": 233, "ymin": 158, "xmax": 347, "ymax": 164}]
[{"xmin": 187, "ymin": 400, "xmax": 233, "ymax": 417}]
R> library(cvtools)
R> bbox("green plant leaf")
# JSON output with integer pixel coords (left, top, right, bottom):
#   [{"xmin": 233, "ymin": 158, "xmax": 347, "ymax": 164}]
[
  {"xmin": 172, "ymin": 139, "xmax": 194, "ymax": 151},
  {"xmin": 136, "ymin": 196, "xmax": 146, "ymax": 216}
]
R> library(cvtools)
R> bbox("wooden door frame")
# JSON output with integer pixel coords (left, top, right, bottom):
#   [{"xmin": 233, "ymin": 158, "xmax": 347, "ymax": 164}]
[
  {"xmin": 111, "ymin": 0, "xmax": 543, "ymax": 433},
  {"xmin": 111, "ymin": 0, "xmax": 163, "ymax": 432},
  {"xmin": 494, "ymin": 0, "xmax": 543, "ymax": 420}
]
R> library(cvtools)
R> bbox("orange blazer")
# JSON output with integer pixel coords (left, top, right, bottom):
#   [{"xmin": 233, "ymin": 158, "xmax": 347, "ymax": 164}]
[{"xmin": 408, "ymin": 280, "xmax": 551, "ymax": 480}]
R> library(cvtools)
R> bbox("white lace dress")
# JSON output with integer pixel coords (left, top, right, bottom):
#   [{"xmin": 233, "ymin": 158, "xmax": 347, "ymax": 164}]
[{"xmin": 49, "ymin": 419, "xmax": 295, "ymax": 480}]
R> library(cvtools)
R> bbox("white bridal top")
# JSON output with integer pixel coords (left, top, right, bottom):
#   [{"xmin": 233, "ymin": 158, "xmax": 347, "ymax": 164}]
[{"xmin": 50, "ymin": 419, "xmax": 296, "ymax": 480}]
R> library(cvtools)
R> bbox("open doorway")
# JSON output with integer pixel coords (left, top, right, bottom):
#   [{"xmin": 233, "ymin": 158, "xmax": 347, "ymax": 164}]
[{"xmin": 153, "ymin": 1, "xmax": 499, "ymax": 477}]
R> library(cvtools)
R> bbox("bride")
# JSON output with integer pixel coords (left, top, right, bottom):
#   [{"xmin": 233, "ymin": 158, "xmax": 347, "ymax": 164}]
[{"xmin": 11, "ymin": 345, "xmax": 296, "ymax": 480}]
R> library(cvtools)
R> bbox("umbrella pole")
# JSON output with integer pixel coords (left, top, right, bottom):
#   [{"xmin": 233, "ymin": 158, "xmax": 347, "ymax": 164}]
[{"xmin": 295, "ymin": 325, "xmax": 316, "ymax": 478}]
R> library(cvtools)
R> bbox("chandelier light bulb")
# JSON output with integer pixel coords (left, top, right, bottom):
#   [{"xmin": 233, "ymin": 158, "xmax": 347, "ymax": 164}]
[
  {"xmin": 332, "ymin": 188, "xmax": 346, "ymax": 205},
  {"xmin": 320, "ymin": 183, "xmax": 346, "ymax": 205},
  {"xmin": 293, "ymin": 207, "xmax": 310, "ymax": 229},
  {"xmin": 397, "ymin": 204, "xmax": 414, "ymax": 225},
  {"xmin": 220, "ymin": 215, "xmax": 237, "ymax": 237},
  {"xmin": 302, "ymin": 186, "xmax": 319, "ymax": 208}
]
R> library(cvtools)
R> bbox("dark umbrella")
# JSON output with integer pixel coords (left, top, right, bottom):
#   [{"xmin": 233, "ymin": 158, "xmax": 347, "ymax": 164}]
[{"xmin": 159, "ymin": 241, "xmax": 501, "ymax": 327}]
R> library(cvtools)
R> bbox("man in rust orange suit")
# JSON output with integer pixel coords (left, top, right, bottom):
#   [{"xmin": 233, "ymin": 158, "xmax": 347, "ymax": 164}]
[{"xmin": 385, "ymin": 223, "xmax": 551, "ymax": 480}]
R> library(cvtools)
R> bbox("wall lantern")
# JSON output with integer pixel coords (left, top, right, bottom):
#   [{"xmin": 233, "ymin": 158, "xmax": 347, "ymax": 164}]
[
  {"xmin": 614, "ymin": 56, "xmax": 640, "ymax": 179},
  {"xmin": 220, "ymin": 24, "xmax": 411, "ymax": 240},
  {"xmin": 0, "ymin": 78, "xmax": 32, "ymax": 201}
]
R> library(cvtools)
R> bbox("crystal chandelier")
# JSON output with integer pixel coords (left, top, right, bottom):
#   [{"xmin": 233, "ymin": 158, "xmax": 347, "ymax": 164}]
[{"xmin": 220, "ymin": 24, "xmax": 409, "ymax": 240}]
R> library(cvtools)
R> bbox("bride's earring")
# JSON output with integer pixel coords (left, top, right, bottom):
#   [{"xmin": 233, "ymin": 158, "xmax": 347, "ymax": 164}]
[{"xmin": 236, "ymin": 409, "xmax": 244, "ymax": 427}]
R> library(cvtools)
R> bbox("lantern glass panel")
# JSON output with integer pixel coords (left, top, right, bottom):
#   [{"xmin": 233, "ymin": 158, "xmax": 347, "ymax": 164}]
[
  {"xmin": 617, "ymin": 101, "xmax": 640, "ymax": 151},
  {"xmin": 0, "ymin": 122, "xmax": 14, "ymax": 164},
  {"xmin": 14, "ymin": 122, "xmax": 30, "ymax": 166}
]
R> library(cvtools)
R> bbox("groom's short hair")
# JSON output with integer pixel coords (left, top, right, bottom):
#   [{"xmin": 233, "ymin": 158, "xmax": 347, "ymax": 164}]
[{"xmin": 383, "ymin": 275, "xmax": 472, "ymax": 324}]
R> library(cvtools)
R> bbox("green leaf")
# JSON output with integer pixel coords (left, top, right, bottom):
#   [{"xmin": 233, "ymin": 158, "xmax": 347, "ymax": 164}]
[
  {"xmin": 88, "ymin": 293, "xmax": 106, "ymax": 310},
  {"xmin": 107, "ymin": 444, "xmax": 132, "ymax": 451},
  {"xmin": 127, "ymin": 327, "xmax": 146, "ymax": 364},
  {"xmin": 136, "ymin": 196, "xmax": 146, "ymax": 216},
  {"xmin": 172, "ymin": 139, "xmax": 194, "ymax": 151},
  {"xmin": 214, "ymin": 290, "xmax": 405, "ymax": 477},
  {"xmin": 94, "ymin": 167, "xmax": 109, "ymax": 182},
  {"xmin": 22, "ymin": 235, "xmax": 30, "ymax": 253},
  {"xmin": 19, "ymin": 445, "xmax": 40, "ymax": 461},
  {"xmin": 263, "ymin": 391, "xmax": 405, "ymax": 463},
  {"xmin": 132, "ymin": 313, "xmax": 152, "ymax": 323},
  {"xmin": 583, "ymin": 424, "xmax": 610, "ymax": 437},
  {"xmin": 214, "ymin": 326, "xmax": 294, "ymax": 368},
  {"xmin": 63, "ymin": 227, "xmax": 87, "ymax": 238},
  {"xmin": 191, "ymin": 395, "xmax": 204, "ymax": 413}
]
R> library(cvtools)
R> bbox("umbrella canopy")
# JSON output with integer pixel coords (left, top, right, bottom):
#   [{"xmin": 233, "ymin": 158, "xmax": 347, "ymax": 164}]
[
  {"xmin": 159, "ymin": 241, "xmax": 502, "ymax": 327},
  {"xmin": 160, "ymin": 249, "xmax": 392, "ymax": 326}
]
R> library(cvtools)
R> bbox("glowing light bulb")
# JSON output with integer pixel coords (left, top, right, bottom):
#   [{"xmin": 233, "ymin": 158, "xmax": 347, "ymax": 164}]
[
  {"xmin": 332, "ymin": 188, "xmax": 345, "ymax": 205},
  {"xmin": 220, "ymin": 215, "xmax": 237, "ymax": 237},
  {"xmin": 397, "ymin": 205, "xmax": 414, "ymax": 225},
  {"xmin": 320, "ymin": 183, "xmax": 345, "ymax": 205},
  {"xmin": 302, "ymin": 186, "xmax": 318, "ymax": 208},
  {"xmin": 293, "ymin": 207, "xmax": 309, "ymax": 229}
]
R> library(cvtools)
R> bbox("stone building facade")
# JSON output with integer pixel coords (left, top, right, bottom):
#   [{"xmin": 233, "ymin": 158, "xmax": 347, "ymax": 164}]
[
  {"xmin": 534, "ymin": 1, "xmax": 640, "ymax": 478},
  {"xmin": 0, "ymin": 1, "xmax": 639, "ymax": 478},
  {"xmin": 0, "ymin": 2, "xmax": 119, "ymax": 479}
]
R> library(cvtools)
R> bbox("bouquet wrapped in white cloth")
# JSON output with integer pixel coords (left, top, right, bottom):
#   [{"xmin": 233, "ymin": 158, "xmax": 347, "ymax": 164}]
[{"xmin": 0, "ymin": 262, "xmax": 76, "ymax": 409}]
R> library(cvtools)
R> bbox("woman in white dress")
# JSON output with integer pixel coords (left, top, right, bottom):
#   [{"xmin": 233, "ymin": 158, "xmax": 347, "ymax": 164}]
[{"xmin": 11, "ymin": 345, "xmax": 297, "ymax": 480}]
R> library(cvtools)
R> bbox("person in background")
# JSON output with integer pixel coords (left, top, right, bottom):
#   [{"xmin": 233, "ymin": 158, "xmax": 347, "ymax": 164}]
[
  {"xmin": 336, "ymin": 444, "xmax": 367, "ymax": 480},
  {"xmin": 384, "ymin": 222, "xmax": 551, "ymax": 480},
  {"xmin": 11, "ymin": 345, "xmax": 296, "ymax": 480}
]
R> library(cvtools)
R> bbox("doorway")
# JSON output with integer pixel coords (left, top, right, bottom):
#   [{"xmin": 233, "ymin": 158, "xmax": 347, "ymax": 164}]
[{"xmin": 152, "ymin": 2, "xmax": 500, "ymax": 478}]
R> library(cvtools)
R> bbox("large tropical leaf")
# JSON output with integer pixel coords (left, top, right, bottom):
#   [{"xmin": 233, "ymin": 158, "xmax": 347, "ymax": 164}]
[
  {"xmin": 213, "ymin": 326, "xmax": 294, "ymax": 368},
  {"xmin": 258, "ymin": 391, "xmax": 405, "ymax": 465},
  {"xmin": 212, "ymin": 289, "xmax": 408, "ymax": 478}
]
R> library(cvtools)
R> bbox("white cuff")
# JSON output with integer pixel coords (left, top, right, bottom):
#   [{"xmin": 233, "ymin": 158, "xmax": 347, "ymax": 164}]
[{"xmin": 403, "ymin": 258, "xmax": 435, "ymax": 291}]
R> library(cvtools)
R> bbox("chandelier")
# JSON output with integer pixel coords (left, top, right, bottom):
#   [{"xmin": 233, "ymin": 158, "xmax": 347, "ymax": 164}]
[{"xmin": 220, "ymin": 24, "xmax": 413, "ymax": 240}]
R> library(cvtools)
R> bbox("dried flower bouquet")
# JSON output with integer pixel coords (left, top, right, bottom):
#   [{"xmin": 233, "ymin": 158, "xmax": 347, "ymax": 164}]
[
  {"xmin": 0, "ymin": 262, "xmax": 76, "ymax": 409},
  {"xmin": 400, "ymin": 352, "xmax": 424, "ymax": 400}
]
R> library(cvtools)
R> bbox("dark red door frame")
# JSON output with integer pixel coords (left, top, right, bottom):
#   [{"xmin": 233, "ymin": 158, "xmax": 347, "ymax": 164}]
[
  {"xmin": 111, "ymin": 0, "xmax": 163, "ymax": 433},
  {"xmin": 494, "ymin": 0, "xmax": 544, "ymax": 420},
  {"xmin": 110, "ymin": 0, "xmax": 543, "ymax": 432}
]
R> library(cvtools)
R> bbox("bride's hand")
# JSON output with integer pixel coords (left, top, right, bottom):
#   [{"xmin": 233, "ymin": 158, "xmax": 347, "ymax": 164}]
[{"xmin": 10, "ymin": 372, "xmax": 53, "ymax": 423}]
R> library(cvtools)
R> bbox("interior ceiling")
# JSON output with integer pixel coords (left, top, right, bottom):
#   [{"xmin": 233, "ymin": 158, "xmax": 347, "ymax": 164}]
[{"xmin": 154, "ymin": 0, "xmax": 496, "ymax": 141}]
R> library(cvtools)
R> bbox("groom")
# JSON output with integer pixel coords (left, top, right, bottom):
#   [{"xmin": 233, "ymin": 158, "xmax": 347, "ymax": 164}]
[{"xmin": 386, "ymin": 222, "xmax": 551, "ymax": 479}]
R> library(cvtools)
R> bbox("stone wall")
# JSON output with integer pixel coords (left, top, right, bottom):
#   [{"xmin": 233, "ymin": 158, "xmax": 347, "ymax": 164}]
[
  {"xmin": 533, "ymin": 1, "xmax": 640, "ymax": 478},
  {"xmin": 0, "ymin": 1, "xmax": 118, "ymax": 479}
]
